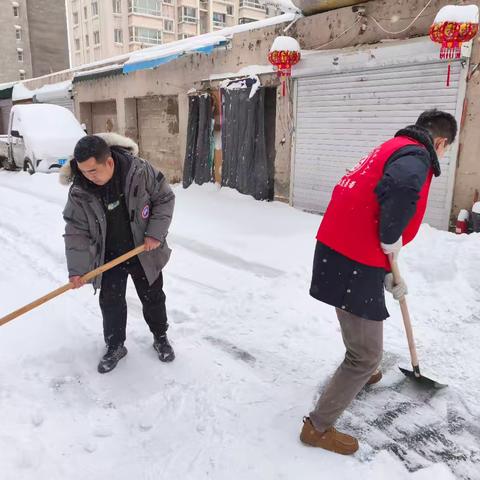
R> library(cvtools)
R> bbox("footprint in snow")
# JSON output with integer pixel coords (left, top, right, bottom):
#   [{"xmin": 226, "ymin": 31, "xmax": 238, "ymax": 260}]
[{"xmin": 92, "ymin": 425, "xmax": 113, "ymax": 438}]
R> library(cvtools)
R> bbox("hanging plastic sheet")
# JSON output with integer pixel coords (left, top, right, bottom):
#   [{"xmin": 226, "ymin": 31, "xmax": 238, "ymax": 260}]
[
  {"xmin": 183, "ymin": 94, "xmax": 214, "ymax": 188},
  {"xmin": 182, "ymin": 95, "xmax": 199, "ymax": 188},
  {"xmin": 221, "ymin": 78, "xmax": 271, "ymax": 200}
]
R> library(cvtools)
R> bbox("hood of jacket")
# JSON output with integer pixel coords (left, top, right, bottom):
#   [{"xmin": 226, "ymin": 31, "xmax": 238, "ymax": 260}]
[
  {"xmin": 395, "ymin": 125, "xmax": 441, "ymax": 177},
  {"xmin": 59, "ymin": 132, "xmax": 139, "ymax": 185}
]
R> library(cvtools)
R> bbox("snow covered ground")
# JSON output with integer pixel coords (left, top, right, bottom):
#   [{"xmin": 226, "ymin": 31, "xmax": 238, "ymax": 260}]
[{"xmin": 0, "ymin": 171, "xmax": 479, "ymax": 480}]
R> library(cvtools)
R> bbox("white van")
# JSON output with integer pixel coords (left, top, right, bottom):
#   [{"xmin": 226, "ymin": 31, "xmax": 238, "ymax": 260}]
[{"xmin": 0, "ymin": 104, "xmax": 85, "ymax": 174}]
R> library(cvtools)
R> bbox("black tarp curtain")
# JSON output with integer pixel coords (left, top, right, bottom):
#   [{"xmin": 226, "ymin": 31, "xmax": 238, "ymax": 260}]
[
  {"xmin": 183, "ymin": 93, "xmax": 214, "ymax": 188},
  {"xmin": 183, "ymin": 79, "xmax": 271, "ymax": 201}
]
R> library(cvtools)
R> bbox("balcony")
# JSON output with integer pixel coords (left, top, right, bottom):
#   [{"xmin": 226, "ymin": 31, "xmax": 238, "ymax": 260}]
[
  {"xmin": 239, "ymin": 0, "xmax": 265, "ymax": 11},
  {"xmin": 179, "ymin": 15, "xmax": 197, "ymax": 23}
]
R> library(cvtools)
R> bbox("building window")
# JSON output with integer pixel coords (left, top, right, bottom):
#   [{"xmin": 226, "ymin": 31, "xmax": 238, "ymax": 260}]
[
  {"xmin": 239, "ymin": 0, "xmax": 265, "ymax": 10},
  {"xmin": 94, "ymin": 31, "xmax": 100, "ymax": 45},
  {"xmin": 226, "ymin": 5, "xmax": 233, "ymax": 16},
  {"xmin": 84, "ymin": 6, "xmax": 88, "ymax": 18},
  {"xmin": 164, "ymin": 19, "xmax": 173, "ymax": 32},
  {"xmin": 178, "ymin": 33, "xmax": 193, "ymax": 40},
  {"xmin": 15, "ymin": 26, "xmax": 22, "ymax": 41},
  {"xmin": 17, "ymin": 49, "xmax": 24, "ymax": 62},
  {"xmin": 113, "ymin": 0, "xmax": 121, "ymax": 13},
  {"xmin": 178, "ymin": 6, "xmax": 197, "ymax": 23},
  {"xmin": 114, "ymin": 28, "xmax": 123, "ymax": 43},
  {"xmin": 19, "ymin": 70, "xmax": 26, "ymax": 80},
  {"xmin": 239, "ymin": 17, "xmax": 256, "ymax": 24},
  {"xmin": 75, "ymin": 38, "xmax": 81, "ymax": 50},
  {"xmin": 129, "ymin": 26, "xmax": 162, "ymax": 44},
  {"xmin": 85, "ymin": 34, "xmax": 90, "ymax": 47},
  {"xmin": 91, "ymin": 1, "xmax": 98, "ymax": 16},
  {"xmin": 128, "ymin": 0, "xmax": 162, "ymax": 16},
  {"xmin": 13, "ymin": 4, "xmax": 19, "ymax": 17},
  {"xmin": 73, "ymin": 11, "xmax": 79, "ymax": 25},
  {"xmin": 163, "ymin": 0, "xmax": 172, "ymax": 4},
  {"xmin": 213, "ymin": 12, "xmax": 226, "ymax": 27}
]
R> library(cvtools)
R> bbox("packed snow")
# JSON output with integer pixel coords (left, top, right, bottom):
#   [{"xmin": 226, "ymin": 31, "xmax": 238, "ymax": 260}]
[{"xmin": 0, "ymin": 172, "xmax": 479, "ymax": 480}]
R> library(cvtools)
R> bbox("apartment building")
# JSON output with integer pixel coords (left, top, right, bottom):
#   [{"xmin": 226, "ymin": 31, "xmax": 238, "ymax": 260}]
[
  {"xmin": 67, "ymin": 0, "xmax": 281, "ymax": 67},
  {"xmin": 0, "ymin": 0, "xmax": 69, "ymax": 83}
]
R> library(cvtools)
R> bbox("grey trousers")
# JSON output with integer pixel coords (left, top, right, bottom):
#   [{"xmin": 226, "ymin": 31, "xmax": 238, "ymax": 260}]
[{"xmin": 310, "ymin": 308, "xmax": 383, "ymax": 433}]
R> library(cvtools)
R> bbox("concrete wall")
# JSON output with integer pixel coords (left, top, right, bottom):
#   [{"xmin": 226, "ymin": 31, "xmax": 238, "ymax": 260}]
[{"xmin": 26, "ymin": 0, "xmax": 70, "ymax": 77}]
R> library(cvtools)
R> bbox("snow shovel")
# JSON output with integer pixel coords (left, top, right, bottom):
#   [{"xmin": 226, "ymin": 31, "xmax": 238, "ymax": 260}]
[
  {"xmin": 389, "ymin": 254, "xmax": 447, "ymax": 389},
  {"xmin": 0, "ymin": 245, "xmax": 145, "ymax": 327}
]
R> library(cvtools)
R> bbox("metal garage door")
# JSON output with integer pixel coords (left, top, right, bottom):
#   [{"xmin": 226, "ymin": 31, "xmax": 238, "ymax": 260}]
[
  {"xmin": 137, "ymin": 95, "xmax": 180, "ymax": 180},
  {"xmin": 292, "ymin": 42, "xmax": 467, "ymax": 230}
]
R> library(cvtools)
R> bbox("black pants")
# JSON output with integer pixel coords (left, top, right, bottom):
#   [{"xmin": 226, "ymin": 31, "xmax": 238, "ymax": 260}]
[{"xmin": 99, "ymin": 256, "xmax": 168, "ymax": 347}]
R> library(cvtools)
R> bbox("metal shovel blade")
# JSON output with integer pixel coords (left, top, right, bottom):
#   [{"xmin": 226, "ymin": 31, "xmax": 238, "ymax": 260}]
[{"xmin": 399, "ymin": 366, "xmax": 447, "ymax": 390}]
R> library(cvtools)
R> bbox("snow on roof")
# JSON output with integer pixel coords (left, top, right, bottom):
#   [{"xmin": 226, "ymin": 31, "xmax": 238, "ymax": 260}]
[
  {"xmin": 263, "ymin": 0, "xmax": 301, "ymax": 14},
  {"xmin": 34, "ymin": 80, "xmax": 72, "ymax": 102},
  {"xmin": 12, "ymin": 13, "xmax": 299, "ymax": 89},
  {"xmin": 124, "ymin": 13, "xmax": 298, "ymax": 72},
  {"xmin": 12, "ymin": 83, "xmax": 34, "ymax": 101},
  {"xmin": 0, "ymin": 80, "xmax": 18, "ymax": 91},
  {"xmin": 124, "ymin": 35, "xmax": 228, "ymax": 71},
  {"xmin": 73, "ymin": 64, "xmax": 124, "ymax": 79},
  {"xmin": 13, "ymin": 80, "xmax": 72, "ymax": 103},
  {"xmin": 434, "ymin": 5, "xmax": 479, "ymax": 24}
]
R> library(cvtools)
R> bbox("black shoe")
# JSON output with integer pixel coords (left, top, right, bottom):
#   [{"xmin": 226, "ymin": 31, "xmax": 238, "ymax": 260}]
[
  {"xmin": 97, "ymin": 345, "xmax": 128, "ymax": 374},
  {"xmin": 153, "ymin": 334, "xmax": 175, "ymax": 362}
]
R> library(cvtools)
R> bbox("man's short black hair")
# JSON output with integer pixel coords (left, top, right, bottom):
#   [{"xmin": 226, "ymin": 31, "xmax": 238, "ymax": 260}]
[
  {"xmin": 74, "ymin": 135, "xmax": 111, "ymax": 164},
  {"xmin": 416, "ymin": 109, "xmax": 457, "ymax": 145}
]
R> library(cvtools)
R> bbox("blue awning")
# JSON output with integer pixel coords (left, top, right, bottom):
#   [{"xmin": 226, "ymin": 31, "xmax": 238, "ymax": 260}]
[{"xmin": 123, "ymin": 42, "xmax": 227, "ymax": 74}]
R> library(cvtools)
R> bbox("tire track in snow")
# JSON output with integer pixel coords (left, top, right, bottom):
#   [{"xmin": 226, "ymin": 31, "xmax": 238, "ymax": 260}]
[{"xmin": 170, "ymin": 234, "xmax": 284, "ymax": 279}]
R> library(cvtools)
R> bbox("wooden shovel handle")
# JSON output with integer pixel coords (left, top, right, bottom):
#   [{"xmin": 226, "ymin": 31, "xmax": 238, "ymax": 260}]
[
  {"xmin": 0, "ymin": 245, "xmax": 145, "ymax": 327},
  {"xmin": 389, "ymin": 254, "xmax": 420, "ymax": 372}
]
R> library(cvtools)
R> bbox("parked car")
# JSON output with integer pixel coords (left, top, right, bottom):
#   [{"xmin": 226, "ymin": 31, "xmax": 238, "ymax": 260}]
[{"xmin": 0, "ymin": 104, "xmax": 85, "ymax": 174}]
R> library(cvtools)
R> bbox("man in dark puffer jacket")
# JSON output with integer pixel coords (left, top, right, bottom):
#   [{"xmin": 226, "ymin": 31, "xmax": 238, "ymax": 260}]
[{"xmin": 61, "ymin": 133, "xmax": 175, "ymax": 374}]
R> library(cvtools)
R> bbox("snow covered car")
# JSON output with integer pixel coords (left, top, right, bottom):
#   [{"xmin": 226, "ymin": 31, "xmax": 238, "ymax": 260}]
[{"xmin": 0, "ymin": 104, "xmax": 85, "ymax": 174}]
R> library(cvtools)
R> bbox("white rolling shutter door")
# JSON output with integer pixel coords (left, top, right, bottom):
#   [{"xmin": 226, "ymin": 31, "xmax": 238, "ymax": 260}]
[{"xmin": 292, "ymin": 58, "xmax": 466, "ymax": 230}]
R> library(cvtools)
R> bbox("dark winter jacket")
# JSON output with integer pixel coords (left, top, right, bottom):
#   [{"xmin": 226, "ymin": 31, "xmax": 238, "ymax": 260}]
[
  {"xmin": 311, "ymin": 125, "xmax": 439, "ymax": 320},
  {"xmin": 61, "ymin": 133, "xmax": 175, "ymax": 289},
  {"xmin": 376, "ymin": 125, "xmax": 438, "ymax": 244}
]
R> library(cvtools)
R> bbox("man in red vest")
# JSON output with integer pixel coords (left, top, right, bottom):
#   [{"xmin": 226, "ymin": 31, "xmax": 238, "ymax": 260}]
[{"xmin": 300, "ymin": 110, "xmax": 457, "ymax": 455}]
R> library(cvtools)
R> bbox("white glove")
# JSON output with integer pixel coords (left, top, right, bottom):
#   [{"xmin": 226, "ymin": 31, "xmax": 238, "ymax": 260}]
[
  {"xmin": 381, "ymin": 237, "xmax": 403, "ymax": 259},
  {"xmin": 384, "ymin": 273, "xmax": 408, "ymax": 301}
]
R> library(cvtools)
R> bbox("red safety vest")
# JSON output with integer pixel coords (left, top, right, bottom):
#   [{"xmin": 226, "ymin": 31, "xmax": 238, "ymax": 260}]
[{"xmin": 317, "ymin": 136, "xmax": 433, "ymax": 270}]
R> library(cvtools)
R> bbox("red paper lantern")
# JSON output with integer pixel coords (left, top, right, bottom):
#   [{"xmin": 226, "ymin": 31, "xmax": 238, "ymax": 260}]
[
  {"xmin": 429, "ymin": 5, "xmax": 479, "ymax": 86},
  {"xmin": 268, "ymin": 36, "xmax": 301, "ymax": 96}
]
